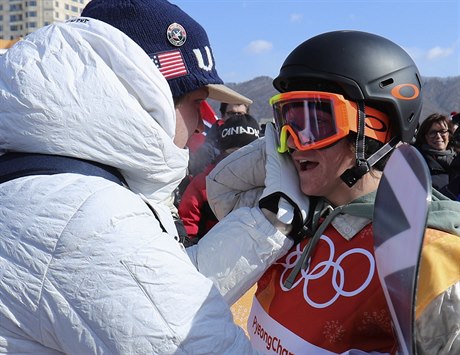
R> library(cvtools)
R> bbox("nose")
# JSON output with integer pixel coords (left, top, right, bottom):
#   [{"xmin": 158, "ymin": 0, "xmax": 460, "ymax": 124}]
[{"xmin": 195, "ymin": 116, "xmax": 205, "ymax": 134}]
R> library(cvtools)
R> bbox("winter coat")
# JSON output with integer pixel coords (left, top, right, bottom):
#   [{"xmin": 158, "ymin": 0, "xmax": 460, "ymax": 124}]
[
  {"xmin": 0, "ymin": 19, "xmax": 292, "ymax": 354},
  {"xmin": 416, "ymin": 144, "xmax": 457, "ymax": 195}
]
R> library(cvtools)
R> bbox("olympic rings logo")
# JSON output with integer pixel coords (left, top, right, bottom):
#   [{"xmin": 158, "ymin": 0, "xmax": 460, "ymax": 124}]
[{"xmin": 278, "ymin": 235, "xmax": 375, "ymax": 308}]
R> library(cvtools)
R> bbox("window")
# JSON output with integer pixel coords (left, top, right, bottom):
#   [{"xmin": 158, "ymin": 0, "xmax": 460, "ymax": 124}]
[
  {"xmin": 10, "ymin": 24, "xmax": 21, "ymax": 31},
  {"xmin": 9, "ymin": 4, "xmax": 23, "ymax": 11},
  {"xmin": 10, "ymin": 14, "xmax": 23, "ymax": 22}
]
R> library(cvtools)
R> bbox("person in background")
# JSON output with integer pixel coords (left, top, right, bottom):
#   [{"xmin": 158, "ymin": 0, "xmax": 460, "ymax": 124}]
[
  {"xmin": 446, "ymin": 125, "xmax": 460, "ymax": 200},
  {"xmin": 414, "ymin": 113, "xmax": 457, "ymax": 197},
  {"xmin": 220, "ymin": 102, "xmax": 251, "ymax": 118},
  {"xmin": 0, "ymin": 0, "xmax": 304, "ymax": 353},
  {"xmin": 185, "ymin": 100, "xmax": 219, "ymax": 155},
  {"xmin": 206, "ymin": 30, "xmax": 460, "ymax": 354},
  {"xmin": 188, "ymin": 102, "xmax": 251, "ymax": 177},
  {"xmin": 452, "ymin": 124, "xmax": 460, "ymax": 154},
  {"xmin": 451, "ymin": 111, "xmax": 460, "ymax": 131},
  {"xmin": 179, "ymin": 113, "xmax": 260, "ymax": 240}
]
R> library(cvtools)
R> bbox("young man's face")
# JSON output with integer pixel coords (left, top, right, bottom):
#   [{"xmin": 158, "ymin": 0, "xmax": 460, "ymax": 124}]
[
  {"xmin": 288, "ymin": 137, "xmax": 355, "ymax": 205},
  {"xmin": 174, "ymin": 88, "xmax": 208, "ymax": 148}
]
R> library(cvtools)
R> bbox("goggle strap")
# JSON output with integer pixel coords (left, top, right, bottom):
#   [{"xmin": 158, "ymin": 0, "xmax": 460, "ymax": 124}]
[
  {"xmin": 341, "ymin": 136, "xmax": 400, "ymax": 187},
  {"xmin": 341, "ymin": 162, "xmax": 370, "ymax": 187},
  {"xmin": 340, "ymin": 101, "xmax": 368, "ymax": 187},
  {"xmin": 355, "ymin": 101, "xmax": 367, "ymax": 162},
  {"xmin": 367, "ymin": 136, "xmax": 399, "ymax": 167}
]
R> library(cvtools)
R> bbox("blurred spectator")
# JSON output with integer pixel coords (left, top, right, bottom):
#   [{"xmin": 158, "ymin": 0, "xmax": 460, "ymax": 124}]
[
  {"xmin": 414, "ymin": 113, "xmax": 457, "ymax": 196},
  {"xmin": 259, "ymin": 122, "xmax": 267, "ymax": 137},
  {"xmin": 447, "ymin": 126, "xmax": 460, "ymax": 200},
  {"xmin": 186, "ymin": 101, "xmax": 219, "ymax": 154},
  {"xmin": 451, "ymin": 111, "xmax": 460, "ymax": 131},
  {"xmin": 188, "ymin": 102, "xmax": 250, "ymax": 177},
  {"xmin": 452, "ymin": 125, "xmax": 460, "ymax": 154},
  {"xmin": 178, "ymin": 114, "xmax": 259, "ymax": 240}
]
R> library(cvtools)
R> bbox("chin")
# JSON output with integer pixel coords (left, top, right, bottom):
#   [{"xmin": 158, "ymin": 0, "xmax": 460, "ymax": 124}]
[{"xmin": 300, "ymin": 184, "xmax": 322, "ymax": 197}]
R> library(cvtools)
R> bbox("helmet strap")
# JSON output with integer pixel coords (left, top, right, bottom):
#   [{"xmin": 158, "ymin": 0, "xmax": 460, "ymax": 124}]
[{"xmin": 340, "ymin": 101, "xmax": 399, "ymax": 187}]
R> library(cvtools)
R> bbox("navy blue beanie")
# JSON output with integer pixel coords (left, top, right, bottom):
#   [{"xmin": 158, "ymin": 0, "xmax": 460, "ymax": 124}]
[{"xmin": 82, "ymin": 0, "xmax": 251, "ymax": 104}]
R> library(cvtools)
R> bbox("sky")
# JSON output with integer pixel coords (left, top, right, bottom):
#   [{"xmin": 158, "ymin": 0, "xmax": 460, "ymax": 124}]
[{"xmin": 173, "ymin": 0, "xmax": 460, "ymax": 83}]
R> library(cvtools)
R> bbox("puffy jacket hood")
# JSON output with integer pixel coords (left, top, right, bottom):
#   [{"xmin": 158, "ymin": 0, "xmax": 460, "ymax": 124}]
[{"xmin": 0, "ymin": 18, "xmax": 188, "ymax": 203}]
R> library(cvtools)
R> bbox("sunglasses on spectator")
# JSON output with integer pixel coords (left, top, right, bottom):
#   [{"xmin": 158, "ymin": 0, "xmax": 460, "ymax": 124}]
[{"xmin": 427, "ymin": 129, "xmax": 449, "ymax": 138}]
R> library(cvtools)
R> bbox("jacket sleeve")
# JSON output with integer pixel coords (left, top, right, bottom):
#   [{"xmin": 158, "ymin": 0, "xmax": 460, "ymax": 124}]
[
  {"xmin": 415, "ymin": 228, "xmax": 460, "ymax": 354},
  {"xmin": 187, "ymin": 206, "xmax": 294, "ymax": 305},
  {"xmin": 415, "ymin": 282, "xmax": 460, "ymax": 354}
]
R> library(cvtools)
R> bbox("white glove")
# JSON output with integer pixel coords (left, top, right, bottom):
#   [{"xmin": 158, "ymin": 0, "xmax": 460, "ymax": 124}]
[
  {"xmin": 258, "ymin": 123, "xmax": 310, "ymax": 239},
  {"xmin": 207, "ymin": 122, "xmax": 310, "ymax": 239}
]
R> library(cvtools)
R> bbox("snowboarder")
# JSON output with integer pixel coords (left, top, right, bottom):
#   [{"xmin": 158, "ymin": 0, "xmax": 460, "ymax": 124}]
[{"xmin": 207, "ymin": 30, "xmax": 460, "ymax": 354}]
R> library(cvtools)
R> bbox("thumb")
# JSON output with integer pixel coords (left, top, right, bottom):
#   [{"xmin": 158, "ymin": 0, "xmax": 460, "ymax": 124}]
[{"xmin": 276, "ymin": 197, "xmax": 294, "ymax": 224}]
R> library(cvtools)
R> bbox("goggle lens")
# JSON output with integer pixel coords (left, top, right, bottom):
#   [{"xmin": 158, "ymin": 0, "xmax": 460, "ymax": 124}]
[
  {"xmin": 271, "ymin": 92, "xmax": 350, "ymax": 152},
  {"xmin": 278, "ymin": 99, "xmax": 338, "ymax": 146}
]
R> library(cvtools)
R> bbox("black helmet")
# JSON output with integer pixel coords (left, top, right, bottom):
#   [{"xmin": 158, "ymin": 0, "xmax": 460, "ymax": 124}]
[{"xmin": 273, "ymin": 30, "xmax": 423, "ymax": 143}]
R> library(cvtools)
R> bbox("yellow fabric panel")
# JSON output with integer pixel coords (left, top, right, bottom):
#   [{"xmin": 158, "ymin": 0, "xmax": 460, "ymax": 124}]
[
  {"xmin": 416, "ymin": 228, "xmax": 460, "ymax": 319},
  {"xmin": 231, "ymin": 284, "xmax": 257, "ymax": 337}
]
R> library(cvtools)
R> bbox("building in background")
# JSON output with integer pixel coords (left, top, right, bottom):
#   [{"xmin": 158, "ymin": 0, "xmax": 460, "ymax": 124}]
[{"xmin": 0, "ymin": 0, "xmax": 90, "ymax": 41}]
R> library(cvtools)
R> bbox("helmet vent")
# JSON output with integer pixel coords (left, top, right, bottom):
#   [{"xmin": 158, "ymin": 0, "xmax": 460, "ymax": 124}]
[
  {"xmin": 408, "ymin": 112, "xmax": 415, "ymax": 123},
  {"xmin": 380, "ymin": 78, "xmax": 394, "ymax": 88}
]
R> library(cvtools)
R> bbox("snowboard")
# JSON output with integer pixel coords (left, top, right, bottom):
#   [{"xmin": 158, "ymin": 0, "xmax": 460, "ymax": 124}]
[{"xmin": 373, "ymin": 144, "xmax": 431, "ymax": 355}]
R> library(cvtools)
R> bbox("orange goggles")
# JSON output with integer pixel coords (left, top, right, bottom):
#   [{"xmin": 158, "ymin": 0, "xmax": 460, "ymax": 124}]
[{"xmin": 270, "ymin": 91, "xmax": 392, "ymax": 152}]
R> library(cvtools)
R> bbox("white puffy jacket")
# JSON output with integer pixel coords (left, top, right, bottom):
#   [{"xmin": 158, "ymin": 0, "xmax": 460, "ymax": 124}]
[{"xmin": 0, "ymin": 19, "xmax": 293, "ymax": 354}]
